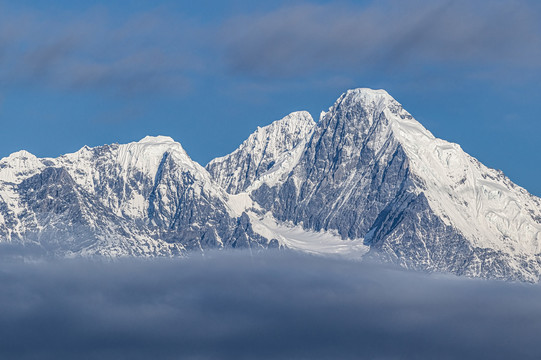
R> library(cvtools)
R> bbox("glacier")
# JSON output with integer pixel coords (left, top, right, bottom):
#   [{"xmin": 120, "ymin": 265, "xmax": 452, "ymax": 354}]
[{"xmin": 1, "ymin": 88, "xmax": 540, "ymax": 281}]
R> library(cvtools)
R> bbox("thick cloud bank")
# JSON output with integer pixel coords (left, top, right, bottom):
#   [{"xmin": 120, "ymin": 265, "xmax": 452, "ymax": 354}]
[{"xmin": 1, "ymin": 251, "xmax": 541, "ymax": 359}]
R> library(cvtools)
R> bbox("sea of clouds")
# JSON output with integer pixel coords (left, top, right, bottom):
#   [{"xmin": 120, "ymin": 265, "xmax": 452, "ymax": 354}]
[{"xmin": 0, "ymin": 250, "xmax": 540, "ymax": 359}]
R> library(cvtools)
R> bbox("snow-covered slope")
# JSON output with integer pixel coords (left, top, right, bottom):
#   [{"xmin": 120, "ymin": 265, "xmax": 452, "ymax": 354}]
[
  {"xmin": 376, "ymin": 91, "xmax": 541, "ymax": 257},
  {"xmin": 56, "ymin": 135, "xmax": 222, "ymax": 220},
  {"xmin": 0, "ymin": 136, "xmax": 272, "ymax": 257},
  {"xmin": 206, "ymin": 111, "xmax": 315, "ymax": 194}
]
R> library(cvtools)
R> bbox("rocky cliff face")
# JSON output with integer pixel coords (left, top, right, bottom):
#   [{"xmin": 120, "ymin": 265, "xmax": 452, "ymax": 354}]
[{"xmin": 252, "ymin": 90, "xmax": 412, "ymax": 240}]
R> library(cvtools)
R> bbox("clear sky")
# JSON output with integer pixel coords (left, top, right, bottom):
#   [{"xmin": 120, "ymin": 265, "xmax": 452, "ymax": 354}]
[{"xmin": 0, "ymin": 0, "xmax": 540, "ymax": 196}]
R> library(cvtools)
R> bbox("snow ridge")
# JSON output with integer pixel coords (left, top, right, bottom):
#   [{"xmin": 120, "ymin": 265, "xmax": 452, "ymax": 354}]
[
  {"xmin": 0, "ymin": 136, "xmax": 273, "ymax": 257},
  {"xmin": 206, "ymin": 111, "xmax": 315, "ymax": 194}
]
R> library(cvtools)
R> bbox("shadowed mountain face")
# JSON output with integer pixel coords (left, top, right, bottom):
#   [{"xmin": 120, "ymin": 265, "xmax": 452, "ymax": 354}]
[
  {"xmin": 1, "ymin": 88, "xmax": 540, "ymax": 281},
  {"xmin": 253, "ymin": 91, "xmax": 413, "ymax": 240}
]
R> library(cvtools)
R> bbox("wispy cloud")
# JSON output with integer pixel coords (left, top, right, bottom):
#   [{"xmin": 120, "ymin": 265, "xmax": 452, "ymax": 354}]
[
  {"xmin": 1, "ymin": 1, "xmax": 539, "ymax": 97},
  {"xmin": 0, "ymin": 6, "xmax": 205, "ymax": 96},
  {"xmin": 219, "ymin": 0, "xmax": 541, "ymax": 78},
  {"xmin": 0, "ymin": 251, "xmax": 540, "ymax": 359}
]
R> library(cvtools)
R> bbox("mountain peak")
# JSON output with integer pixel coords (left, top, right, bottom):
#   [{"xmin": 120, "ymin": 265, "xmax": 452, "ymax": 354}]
[
  {"xmin": 0, "ymin": 149, "xmax": 43, "ymax": 183},
  {"xmin": 130, "ymin": 135, "xmax": 187, "ymax": 158},
  {"xmin": 318, "ymin": 87, "xmax": 400, "ymax": 131},
  {"xmin": 137, "ymin": 135, "xmax": 177, "ymax": 144},
  {"xmin": 206, "ymin": 111, "xmax": 316, "ymax": 194},
  {"xmin": 3, "ymin": 150, "xmax": 36, "ymax": 161},
  {"xmin": 346, "ymin": 87, "xmax": 391, "ymax": 97},
  {"xmin": 340, "ymin": 88, "xmax": 395, "ymax": 107},
  {"xmin": 280, "ymin": 111, "xmax": 314, "ymax": 123}
]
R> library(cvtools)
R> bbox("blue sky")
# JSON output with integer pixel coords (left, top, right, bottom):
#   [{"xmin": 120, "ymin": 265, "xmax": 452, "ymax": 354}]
[{"xmin": 0, "ymin": 0, "xmax": 540, "ymax": 195}]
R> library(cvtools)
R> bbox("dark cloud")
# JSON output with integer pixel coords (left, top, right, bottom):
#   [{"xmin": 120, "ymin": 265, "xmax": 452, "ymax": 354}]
[
  {"xmin": 0, "ymin": 251, "xmax": 540, "ymax": 359},
  {"xmin": 219, "ymin": 0, "xmax": 541, "ymax": 78}
]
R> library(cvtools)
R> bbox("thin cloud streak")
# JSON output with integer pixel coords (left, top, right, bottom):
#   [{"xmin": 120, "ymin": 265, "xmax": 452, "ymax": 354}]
[
  {"xmin": 219, "ymin": 0, "xmax": 541, "ymax": 78},
  {"xmin": 1, "ymin": 1, "xmax": 540, "ymax": 96},
  {"xmin": 0, "ymin": 6, "xmax": 203, "ymax": 96}
]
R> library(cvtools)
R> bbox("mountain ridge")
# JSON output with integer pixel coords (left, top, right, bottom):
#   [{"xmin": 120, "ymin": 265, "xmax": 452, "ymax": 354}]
[{"xmin": 1, "ymin": 88, "xmax": 540, "ymax": 281}]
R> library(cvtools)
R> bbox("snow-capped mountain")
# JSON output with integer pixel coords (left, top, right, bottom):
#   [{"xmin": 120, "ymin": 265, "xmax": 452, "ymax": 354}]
[
  {"xmin": 1, "ymin": 88, "xmax": 540, "ymax": 281},
  {"xmin": 206, "ymin": 111, "xmax": 315, "ymax": 194},
  {"xmin": 0, "ymin": 136, "xmax": 271, "ymax": 257},
  {"xmin": 223, "ymin": 89, "xmax": 540, "ymax": 281}
]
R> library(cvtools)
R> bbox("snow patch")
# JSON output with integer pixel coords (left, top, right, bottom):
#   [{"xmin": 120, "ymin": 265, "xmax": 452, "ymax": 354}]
[{"xmin": 249, "ymin": 212, "xmax": 369, "ymax": 259}]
